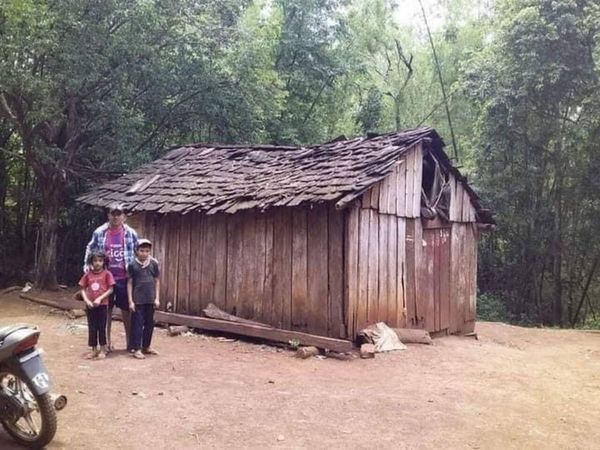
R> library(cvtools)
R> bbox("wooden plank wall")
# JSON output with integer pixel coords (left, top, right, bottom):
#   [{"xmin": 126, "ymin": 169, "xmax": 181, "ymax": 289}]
[
  {"xmin": 131, "ymin": 205, "xmax": 346, "ymax": 339},
  {"xmin": 344, "ymin": 205, "xmax": 408, "ymax": 338},
  {"xmin": 449, "ymin": 173, "xmax": 476, "ymax": 223},
  {"xmin": 348, "ymin": 143, "xmax": 480, "ymax": 336},
  {"xmin": 448, "ymin": 223, "xmax": 478, "ymax": 333},
  {"xmin": 347, "ymin": 144, "xmax": 424, "ymax": 336},
  {"xmin": 361, "ymin": 143, "xmax": 423, "ymax": 218}
]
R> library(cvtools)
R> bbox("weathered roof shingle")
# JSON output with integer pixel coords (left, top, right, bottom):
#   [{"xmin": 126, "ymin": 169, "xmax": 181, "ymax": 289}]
[{"xmin": 78, "ymin": 126, "xmax": 490, "ymax": 221}]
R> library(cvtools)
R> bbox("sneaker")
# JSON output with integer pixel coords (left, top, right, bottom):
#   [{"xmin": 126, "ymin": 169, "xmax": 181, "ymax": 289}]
[
  {"xmin": 132, "ymin": 350, "xmax": 145, "ymax": 359},
  {"xmin": 142, "ymin": 347, "xmax": 159, "ymax": 355},
  {"xmin": 97, "ymin": 351, "xmax": 106, "ymax": 359}
]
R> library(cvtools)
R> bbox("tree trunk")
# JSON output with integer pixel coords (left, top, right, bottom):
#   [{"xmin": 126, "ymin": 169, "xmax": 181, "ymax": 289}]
[
  {"xmin": 551, "ymin": 172, "xmax": 564, "ymax": 326},
  {"xmin": 34, "ymin": 176, "xmax": 62, "ymax": 290}
]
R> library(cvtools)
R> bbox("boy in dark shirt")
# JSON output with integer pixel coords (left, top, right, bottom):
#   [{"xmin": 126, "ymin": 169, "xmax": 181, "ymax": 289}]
[{"xmin": 127, "ymin": 238, "xmax": 160, "ymax": 359}]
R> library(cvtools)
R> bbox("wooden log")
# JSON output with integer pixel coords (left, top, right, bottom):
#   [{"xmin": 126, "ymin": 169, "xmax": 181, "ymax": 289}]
[
  {"xmin": 153, "ymin": 310, "xmax": 354, "ymax": 353},
  {"xmin": 1, "ymin": 286, "xmax": 22, "ymax": 295},
  {"xmin": 19, "ymin": 293, "xmax": 82, "ymax": 310},
  {"xmin": 203, "ymin": 303, "xmax": 272, "ymax": 327},
  {"xmin": 295, "ymin": 346, "xmax": 320, "ymax": 359},
  {"xmin": 392, "ymin": 328, "xmax": 433, "ymax": 345}
]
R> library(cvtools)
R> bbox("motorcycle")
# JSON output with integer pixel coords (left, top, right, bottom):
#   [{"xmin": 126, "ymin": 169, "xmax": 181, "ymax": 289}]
[{"xmin": 0, "ymin": 324, "xmax": 66, "ymax": 448}]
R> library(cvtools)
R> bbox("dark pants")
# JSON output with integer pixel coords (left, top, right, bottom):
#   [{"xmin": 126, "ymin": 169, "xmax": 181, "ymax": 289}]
[
  {"xmin": 86, "ymin": 305, "xmax": 108, "ymax": 347},
  {"xmin": 130, "ymin": 304, "xmax": 155, "ymax": 350}
]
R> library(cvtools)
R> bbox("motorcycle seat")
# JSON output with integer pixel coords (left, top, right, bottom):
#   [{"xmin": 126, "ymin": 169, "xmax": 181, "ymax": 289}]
[{"xmin": 0, "ymin": 324, "xmax": 31, "ymax": 340}]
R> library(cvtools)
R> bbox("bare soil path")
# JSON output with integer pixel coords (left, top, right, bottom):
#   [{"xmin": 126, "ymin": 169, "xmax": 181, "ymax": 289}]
[{"xmin": 1, "ymin": 291, "xmax": 599, "ymax": 449}]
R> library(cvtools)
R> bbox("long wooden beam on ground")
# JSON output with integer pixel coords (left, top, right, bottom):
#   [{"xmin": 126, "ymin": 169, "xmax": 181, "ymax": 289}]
[
  {"xmin": 18, "ymin": 293, "xmax": 354, "ymax": 353},
  {"xmin": 153, "ymin": 311, "xmax": 354, "ymax": 353}
]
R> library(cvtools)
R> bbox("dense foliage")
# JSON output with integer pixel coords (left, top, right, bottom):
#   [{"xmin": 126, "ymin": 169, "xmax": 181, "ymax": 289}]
[{"xmin": 0, "ymin": 0, "xmax": 598, "ymax": 327}]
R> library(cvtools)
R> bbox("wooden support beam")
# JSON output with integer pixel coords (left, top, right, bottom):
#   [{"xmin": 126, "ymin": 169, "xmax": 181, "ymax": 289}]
[{"xmin": 153, "ymin": 310, "xmax": 354, "ymax": 353}]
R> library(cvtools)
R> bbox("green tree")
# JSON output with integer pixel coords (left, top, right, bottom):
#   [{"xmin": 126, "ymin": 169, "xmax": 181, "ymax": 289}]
[
  {"xmin": 464, "ymin": 0, "xmax": 600, "ymax": 325},
  {"xmin": 0, "ymin": 0, "xmax": 248, "ymax": 288}
]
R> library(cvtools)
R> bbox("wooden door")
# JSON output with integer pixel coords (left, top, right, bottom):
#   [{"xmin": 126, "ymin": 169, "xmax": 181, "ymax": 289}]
[{"xmin": 421, "ymin": 225, "xmax": 451, "ymax": 332}]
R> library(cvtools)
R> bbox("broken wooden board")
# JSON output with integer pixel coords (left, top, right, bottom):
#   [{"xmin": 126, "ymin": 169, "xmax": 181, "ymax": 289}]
[
  {"xmin": 202, "ymin": 303, "xmax": 272, "ymax": 328},
  {"xmin": 154, "ymin": 311, "xmax": 354, "ymax": 353}
]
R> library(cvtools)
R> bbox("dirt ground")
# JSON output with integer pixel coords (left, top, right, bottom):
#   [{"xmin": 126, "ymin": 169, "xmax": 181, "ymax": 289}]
[{"xmin": 0, "ymin": 291, "xmax": 599, "ymax": 449}]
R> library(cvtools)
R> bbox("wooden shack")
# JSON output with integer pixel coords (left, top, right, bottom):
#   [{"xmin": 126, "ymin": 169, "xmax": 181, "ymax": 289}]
[{"xmin": 78, "ymin": 127, "xmax": 494, "ymax": 340}]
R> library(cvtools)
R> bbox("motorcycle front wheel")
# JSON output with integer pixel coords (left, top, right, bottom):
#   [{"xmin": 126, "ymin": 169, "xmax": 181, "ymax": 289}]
[{"xmin": 0, "ymin": 371, "xmax": 57, "ymax": 449}]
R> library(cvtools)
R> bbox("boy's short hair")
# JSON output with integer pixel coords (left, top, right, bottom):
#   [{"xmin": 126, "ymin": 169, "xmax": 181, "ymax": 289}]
[
  {"xmin": 87, "ymin": 250, "xmax": 109, "ymax": 267},
  {"xmin": 136, "ymin": 238, "xmax": 152, "ymax": 250}
]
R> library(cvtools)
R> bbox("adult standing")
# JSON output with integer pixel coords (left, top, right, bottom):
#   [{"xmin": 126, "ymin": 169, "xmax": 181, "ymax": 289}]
[{"xmin": 84, "ymin": 203, "xmax": 138, "ymax": 351}]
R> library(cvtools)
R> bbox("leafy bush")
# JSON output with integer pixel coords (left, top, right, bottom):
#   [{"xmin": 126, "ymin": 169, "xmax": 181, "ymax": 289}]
[{"xmin": 477, "ymin": 292, "xmax": 510, "ymax": 322}]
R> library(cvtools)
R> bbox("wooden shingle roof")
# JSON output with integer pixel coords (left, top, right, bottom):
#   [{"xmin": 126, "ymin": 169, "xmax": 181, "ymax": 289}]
[{"xmin": 78, "ymin": 126, "xmax": 488, "ymax": 219}]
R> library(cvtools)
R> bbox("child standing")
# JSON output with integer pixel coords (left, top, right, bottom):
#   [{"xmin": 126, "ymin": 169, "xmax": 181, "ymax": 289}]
[
  {"xmin": 127, "ymin": 238, "xmax": 160, "ymax": 359},
  {"xmin": 79, "ymin": 251, "xmax": 115, "ymax": 359}
]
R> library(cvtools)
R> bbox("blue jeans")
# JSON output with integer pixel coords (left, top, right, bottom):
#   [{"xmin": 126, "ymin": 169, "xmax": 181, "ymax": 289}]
[{"xmin": 130, "ymin": 304, "xmax": 154, "ymax": 351}]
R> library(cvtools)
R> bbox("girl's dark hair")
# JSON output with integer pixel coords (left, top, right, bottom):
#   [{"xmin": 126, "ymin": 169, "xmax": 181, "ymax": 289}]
[{"xmin": 87, "ymin": 250, "xmax": 110, "ymax": 268}]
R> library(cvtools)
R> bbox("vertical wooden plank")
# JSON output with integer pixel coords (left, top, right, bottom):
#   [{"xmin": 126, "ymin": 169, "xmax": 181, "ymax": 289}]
[
  {"xmin": 451, "ymin": 177, "xmax": 459, "ymax": 222},
  {"xmin": 414, "ymin": 218, "xmax": 424, "ymax": 327},
  {"xmin": 448, "ymin": 223, "xmax": 459, "ymax": 333},
  {"xmin": 357, "ymin": 209, "xmax": 370, "ymax": 332},
  {"xmin": 405, "ymin": 219, "xmax": 417, "ymax": 327},
  {"xmin": 188, "ymin": 213, "xmax": 202, "ymax": 315},
  {"xmin": 328, "ymin": 205, "xmax": 344, "ymax": 338},
  {"xmin": 200, "ymin": 214, "xmax": 218, "ymax": 311},
  {"xmin": 396, "ymin": 217, "xmax": 407, "ymax": 327},
  {"xmin": 439, "ymin": 228, "xmax": 451, "ymax": 330},
  {"xmin": 388, "ymin": 215, "xmax": 398, "ymax": 327},
  {"xmin": 456, "ymin": 183, "xmax": 464, "ymax": 223},
  {"xmin": 462, "ymin": 188, "xmax": 470, "ymax": 222},
  {"xmin": 213, "ymin": 213, "xmax": 228, "ymax": 310},
  {"xmin": 367, "ymin": 209, "xmax": 379, "ymax": 325},
  {"xmin": 379, "ymin": 175, "xmax": 394, "ymax": 214},
  {"xmin": 307, "ymin": 205, "xmax": 329, "ymax": 336},
  {"xmin": 253, "ymin": 212, "xmax": 267, "ymax": 321},
  {"xmin": 239, "ymin": 211, "xmax": 257, "ymax": 319},
  {"xmin": 378, "ymin": 214, "xmax": 389, "ymax": 323},
  {"xmin": 153, "ymin": 214, "xmax": 168, "ymax": 309},
  {"xmin": 345, "ymin": 205, "xmax": 360, "ymax": 339},
  {"xmin": 385, "ymin": 164, "xmax": 398, "ymax": 214},
  {"xmin": 272, "ymin": 208, "xmax": 293, "ymax": 329},
  {"xmin": 291, "ymin": 207, "xmax": 308, "ymax": 331},
  {"xmin": 262, "ymin": 211, "xmax": 274, "ymax": 325},
  {"xmin": 127, "ymin": 213, "xmax": 144, "ymax": 236},
  {"xmin": 422, "ymin": 229, "xmax": 435, "ymax": 331},
  {"xmin": 361, "ymin": 187, "xmax": 372, "ymax": 209},
  {"xmin": 373, "ymin": 184, "xmax": 381, "ymax": 210},
  {"xmin": 176, "ymin": 214, "xmax": 192, "ymax": 314},
  {"xmin": 164, "ymin": 215, "xmax": 180, "ymax": 312},
  {"xmin": 396, "ymin": 157, "xmax": 406, "ymax": 217},
  {"xmin": 226, "ymin": 213, "xmax": 243, "ymax": 316},
  {"xmin": 413, "ymin": 144, "xmax": 423, "ymax": 217},
  {"xmin": 468, "ymin": 224, "xmax": 478, "ymax": 330},
  {"xmin": 404, "ymin": 149, "xmax": 414, "ymax": 217}
]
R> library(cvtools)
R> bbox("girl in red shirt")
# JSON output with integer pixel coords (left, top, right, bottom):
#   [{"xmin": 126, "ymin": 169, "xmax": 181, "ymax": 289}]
[{"xmin": 79, "ymin": 251, "xmax": 115, "ymax": 359}]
